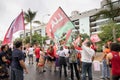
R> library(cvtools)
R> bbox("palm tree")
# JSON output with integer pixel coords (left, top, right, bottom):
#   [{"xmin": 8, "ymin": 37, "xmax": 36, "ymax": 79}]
[
  {"xmin": 24, "ymin": 9, "xmax": 37, "ymax": 44},
  {"xmin": 95, "ymin": 0, "xmax": 120, "ymax": 42}
]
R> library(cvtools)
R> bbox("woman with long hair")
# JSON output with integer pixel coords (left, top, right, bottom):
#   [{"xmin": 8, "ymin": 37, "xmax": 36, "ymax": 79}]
[
  {"xmin": 69, "ymin": 44, "xmax": 80, "ymax": 80},
  {"xmin": 0, "ymin": 45, "xmax": 10, "ymax": 80}
]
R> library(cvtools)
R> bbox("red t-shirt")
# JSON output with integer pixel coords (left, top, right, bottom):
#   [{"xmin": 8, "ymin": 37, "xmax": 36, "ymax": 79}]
[
  {"xmin": 34, "ymin": 48, "xmax": 40, "ymax": 58},
  {"xmin": 75, "ymin": 46, "xmax": 82, "ymax": 59},
  {"xmin": 91, "ymin": 45, "xmax": 96, "ymax": 51},
  {"xmin": 111, "ymin": 51, "xmax": 120, "ymax": 76},
  {"xmin": 47, "ymin": 49, "xmax": 54, "ymax": 57}
]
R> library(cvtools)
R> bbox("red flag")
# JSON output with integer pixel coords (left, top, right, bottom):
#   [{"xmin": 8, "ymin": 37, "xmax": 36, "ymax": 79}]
[
  {"xmin": 46, "ymin": 7, "xmax": 74, "ymax": 39},
  {"xmin": 2, "ymin": 11, "xmax": 25, "ymax": 44},
  {"xmin": 90, "ymin": 34, "xmax": 101, "ymax": 43}
]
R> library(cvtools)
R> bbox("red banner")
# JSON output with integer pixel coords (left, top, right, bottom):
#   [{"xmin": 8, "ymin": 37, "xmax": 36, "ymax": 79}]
[{"xmin": 90, "ymin": 34, "xmax": 101, "ymax": 43}]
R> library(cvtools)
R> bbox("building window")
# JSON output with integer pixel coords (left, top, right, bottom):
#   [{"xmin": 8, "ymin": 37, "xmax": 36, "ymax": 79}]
[
  {"xmin": 74, "ymin": 21, "xmax": 79, "ymax": 25},
  {"xmin": 20, "ymin": 34, "xmax": 24, "ymax": 38},
  {"xmin": 34, "ymin": 29, "xmax": 41, "ymax": 35},
  {"xmin": 26, "ymin": 32, "xmax": 30, "ymax": 36}
]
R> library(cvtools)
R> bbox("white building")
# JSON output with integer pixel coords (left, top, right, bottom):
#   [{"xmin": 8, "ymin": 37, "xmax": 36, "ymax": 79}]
[
  {"xmin": 70, "ymin": 0, "xmax": 120, "ymax": 35},
  {"xmin": 19, "ymin": 24, "xmax": 46, "ymax": 38}
]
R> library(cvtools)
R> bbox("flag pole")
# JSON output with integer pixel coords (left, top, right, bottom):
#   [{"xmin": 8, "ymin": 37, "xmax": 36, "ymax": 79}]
[
  {"xmin": 21, "ymin": 9, "xmax": 26, "ymax": 46},
  {"xmin": 59, "ymin": 7, "xmax": 75, "ymax": 28},
  {"xmin": 59, "ymin": 7, "xmax": 76, "ymax": 42}
]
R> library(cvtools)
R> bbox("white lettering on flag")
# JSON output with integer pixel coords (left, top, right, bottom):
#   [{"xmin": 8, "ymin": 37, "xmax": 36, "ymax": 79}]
[{"xmin": 51, "ymin": 13, "xmax": 63, "ymax": 29}]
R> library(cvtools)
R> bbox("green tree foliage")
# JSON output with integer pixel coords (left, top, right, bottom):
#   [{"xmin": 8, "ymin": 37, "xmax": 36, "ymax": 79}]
[
  {"xmin": 81, "ymin": 33, "xmax": 90, "ymax": 41},
  {"xmin": 32, "ymin": 32, "xmax": 42, "ymax": 45},
  {"xmin": 98, "ymin": 22, "xmax": 120, "ymax": 43},
  {"xmin": 16, "ymin": 33, "xmax": 48, "ymax": 46},
  {"xmin": 24, "ymin": 32, "xmax": 48, "ymax": 46},
  {"xmin": 24, "ymin": 9, "xmax": 37, "ymax": 24},
  {"xmin": 24, "ymin": 9, "xmax": 37, "ymax": 44}
]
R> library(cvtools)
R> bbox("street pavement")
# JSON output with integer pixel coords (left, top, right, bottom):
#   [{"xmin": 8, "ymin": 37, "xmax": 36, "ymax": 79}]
[{"xmin": 24, "ymin": 53, "xmax": 104, "ymax": 80}]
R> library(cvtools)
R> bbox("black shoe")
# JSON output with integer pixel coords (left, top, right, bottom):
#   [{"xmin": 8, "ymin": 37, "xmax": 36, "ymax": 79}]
[{"xmin": 43, "ymin": 70, "xmax": 46, "ymax": 72}]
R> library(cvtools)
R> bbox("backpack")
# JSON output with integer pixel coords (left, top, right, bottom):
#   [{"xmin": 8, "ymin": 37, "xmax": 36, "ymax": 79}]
[{"xmin": 69, "ymin": 50, "xmax": 77, "ymax": 63}]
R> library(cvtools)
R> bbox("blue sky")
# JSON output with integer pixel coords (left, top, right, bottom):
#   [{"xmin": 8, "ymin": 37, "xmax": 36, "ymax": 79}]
[{"xmin": 0, "ymin": 0, "xmax": 102, "ymax": 40}]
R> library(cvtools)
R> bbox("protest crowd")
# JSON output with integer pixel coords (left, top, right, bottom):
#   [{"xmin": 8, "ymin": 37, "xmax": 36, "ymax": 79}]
[
  {"xmin": 0, "ymin": 36, "xmax": 120, "ymax": 80},
  {"xmin": 0, "ymin": 6, "xmax": 120, "ymax": 80}
]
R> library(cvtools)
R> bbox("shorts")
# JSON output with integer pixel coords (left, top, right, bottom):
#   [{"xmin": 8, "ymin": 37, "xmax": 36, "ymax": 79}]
[
  {"xmin": 28, "ymin": 54, "xmax": 33, "ymax": 58},
  {"xmin": 47, "ymin": 56, "xmax": 56, "ymax": 62},
  {"xmin": 36, "ymin": 58, "xmax": 39, "ymax": 62}
]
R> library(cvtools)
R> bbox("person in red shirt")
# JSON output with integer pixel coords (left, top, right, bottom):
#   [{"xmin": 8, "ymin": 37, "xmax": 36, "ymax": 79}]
[
  {"xmin": 47, "ymin": 45, "xmax": 55, "ymax": 72},
  {"xmin": 74, "ymin": 45, "xmax": 82, "ymax": 73},
  {"xmin": 34, "ymin": 44, "xmax": 40, "ymax": 67},
  {"xmin": 90, "ymin": 43, "xmax": 97, "ymax": 52},
  {"xmin": 106, "ymin": 43, "xmax": 120, "ymax": 80}
]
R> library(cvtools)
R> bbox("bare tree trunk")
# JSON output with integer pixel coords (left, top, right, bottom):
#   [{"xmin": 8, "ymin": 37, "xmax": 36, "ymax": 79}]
[
  {"xmin": 112, "ymin": 27, "xmax": 116, "ymax": 42},
  {"xmin": 30, "ymin": 22, "xmax": 32, "ymax": 44}
]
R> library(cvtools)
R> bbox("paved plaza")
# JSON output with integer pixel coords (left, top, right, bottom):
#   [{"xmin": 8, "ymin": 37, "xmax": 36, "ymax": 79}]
[{"xmin": 24, "ymin": 52, "xmax": 106, "ymax": 80}]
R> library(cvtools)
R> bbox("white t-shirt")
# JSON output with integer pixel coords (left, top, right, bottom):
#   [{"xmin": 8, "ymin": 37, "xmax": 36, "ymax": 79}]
[
  {"xmin": 57, "ymin": 50, "xmax": 68, "ymax": 57},
  {"xmin": 28, "ymin": 47, "xmax": 34, "ymax": 55},
  {"xmin": 81, "ymin": 45, "xmax": 95, "ymax": 63}
]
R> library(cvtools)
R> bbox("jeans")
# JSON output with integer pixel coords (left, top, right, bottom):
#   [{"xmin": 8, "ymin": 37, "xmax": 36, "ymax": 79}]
[
  {"xmin": 59, "ymin": 57, "xmax": 67, "ymax": 78},
  {"xmin": 11, "ymin": 68, "xmax": 24, "ymax": 80},
  {"xmin": 81, "ymin": 62, "xmax": 92, "ymax": 80},
  {"xmin": 70, "ymin": 63, "xmax": 80, "ymax": 80},
  {"xmin": 101, "ymin": 59, "xmax": 110, "ymax": 78},
  {"xmin": 59, "ymin": 65, "xmax": 67, "ymax": 78}
]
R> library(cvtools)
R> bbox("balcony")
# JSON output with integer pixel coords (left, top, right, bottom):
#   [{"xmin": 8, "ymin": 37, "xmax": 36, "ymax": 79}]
[
  {"xmin": 74, "ymin": 21, "xmax": 79, "ymax": 25},
  {"xmin": 114, "ymin": 16, "xmax": 120, "ymax": 22},
  {"xmin": 90, "ymin": 28, "xmax": 101, "ymax": 33},
  {"xmin": 90, "ymin": 16, "xmax": 96, "ymax": 22},
  {"xmin": 75, "ymin": 26, "xmax": 79, "ymax": 30},
  {"xmin": 90, "ymin": 23, "xmax": 97, "ymax": 27},
  {"xmin": 91, "ymin": 31, "xmax": 101, "ymax": 35},
  {"xmin": 91, "ymin": 26, "xmax": 100, "ymax": 29}
]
